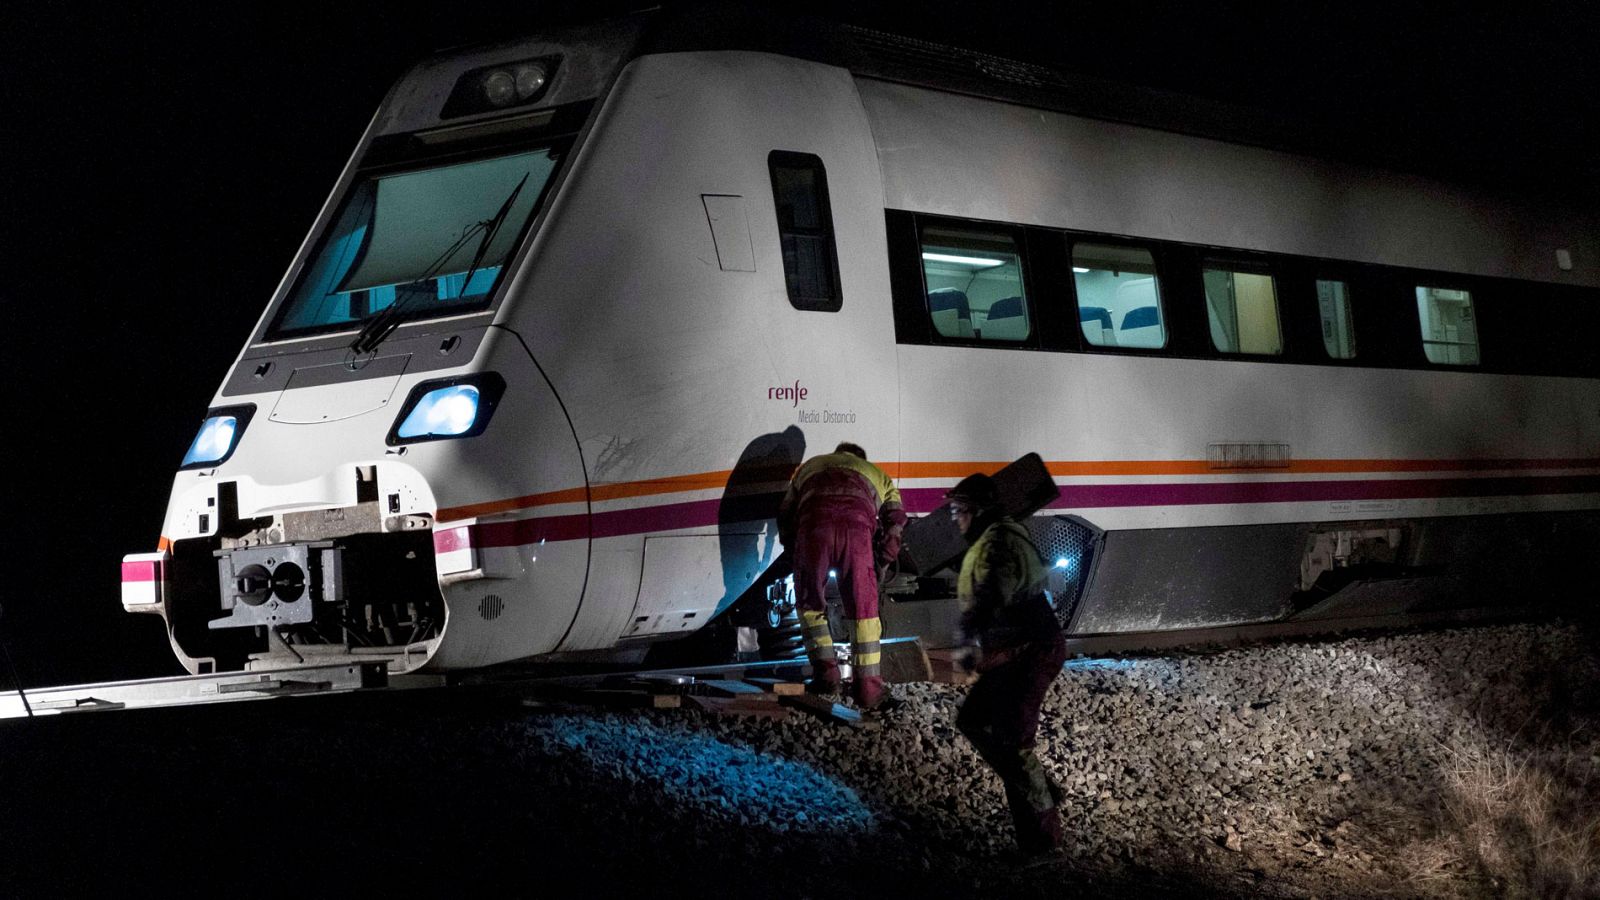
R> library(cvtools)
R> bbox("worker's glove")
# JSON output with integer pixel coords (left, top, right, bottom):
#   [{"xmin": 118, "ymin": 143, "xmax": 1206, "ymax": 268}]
[
  {"xmin": 954, "ymin": 644, "xmax": 981, "ymax": 674},
  {"xmin": 873, "ymin": 542, "xmax": 897, "ymax": 574}
]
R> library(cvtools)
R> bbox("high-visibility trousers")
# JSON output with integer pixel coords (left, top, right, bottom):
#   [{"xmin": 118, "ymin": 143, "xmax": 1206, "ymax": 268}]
[{"xmin": 793, "ymin": 496, "xmax": 881, "ymax": 676}]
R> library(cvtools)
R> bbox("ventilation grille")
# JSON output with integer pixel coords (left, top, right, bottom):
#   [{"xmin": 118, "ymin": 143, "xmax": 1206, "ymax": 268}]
[
  {"xmin": 478, "ymin": 594, "xmax": 505, "ymax": 621},
  {"xmin": 1026, "ymin": 515, "xmax": 1102, "ymax": 628}
]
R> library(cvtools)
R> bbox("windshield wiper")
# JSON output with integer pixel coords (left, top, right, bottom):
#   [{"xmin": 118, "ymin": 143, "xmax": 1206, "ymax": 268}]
[
  {"xmin": 347, "ymin": 224, "xmax": 482, "ymax": 355},
  {"xmin": 459, "ymin": 172, "xmax": 529, "ymax": 295},
  {"xmin": 348, "ymin": 173, "xmax": 530, "ymax": 356}
]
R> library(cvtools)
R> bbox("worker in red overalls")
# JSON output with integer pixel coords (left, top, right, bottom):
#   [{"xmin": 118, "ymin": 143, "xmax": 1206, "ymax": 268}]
[{"xmin": 777, "ymin": 442, "xmax": 906, "ymax": 709}]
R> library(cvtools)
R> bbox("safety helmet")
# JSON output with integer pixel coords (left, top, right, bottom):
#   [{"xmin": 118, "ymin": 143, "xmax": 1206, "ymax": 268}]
[{"xmin": 945, "ymin": 473, "xmax": 1000, "ymax": 512}]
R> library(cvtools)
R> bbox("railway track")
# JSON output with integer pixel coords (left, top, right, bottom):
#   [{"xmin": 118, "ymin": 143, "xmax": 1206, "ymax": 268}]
[{"xmin": 0, "ymin": 604, "xmax": 1538, "ymax": 721}]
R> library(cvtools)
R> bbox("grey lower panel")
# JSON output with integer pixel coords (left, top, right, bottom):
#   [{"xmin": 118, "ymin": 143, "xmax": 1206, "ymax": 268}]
[
  {"xmin": 1295, "ymin": 511, "xmax": 1597, "ymax": 621},
  {"xmin": 1070, "ymin": 523, "xmax": 1303, "ymax": 634},
  {"xmin": 1068, "ymin": 510, "xmax": 1600, "ymax": 636}
]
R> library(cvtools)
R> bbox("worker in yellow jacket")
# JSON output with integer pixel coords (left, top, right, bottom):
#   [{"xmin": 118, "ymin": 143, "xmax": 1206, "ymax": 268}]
[
  {"xmin": 947, "ymin": 472, "xmax": 1069, "ymax": 854},
  {"xmin": 777, "ymin": 442, "xmax": 905, "ymax": 709}
]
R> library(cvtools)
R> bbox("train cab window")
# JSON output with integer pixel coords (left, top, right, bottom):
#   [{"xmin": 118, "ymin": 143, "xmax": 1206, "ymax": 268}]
[
  {"xmin": 1070, "ymin": 243, "xmax": 1166, "ymax": 349},
  {"xmin": 769, "ymin": 151, "xmax": 842, "ymax": 311},
  {"xmin": 1416, "ymin": 286, "xmax": 1480, "ymax": 365},
  {"xmin": 920, "ymin": 224, "xmax": 1030, "ymax": 342},
  {"xmin": 271, "ymin": 147, "xmax": 560, "ymax": 339},
  {"xmin": 1204, "ymin": 262, "xmax": 1283, "ymax": 355},
  {"xmin": 1316, "ymin": 279, "xmax": 1357, "ymax": 359}
]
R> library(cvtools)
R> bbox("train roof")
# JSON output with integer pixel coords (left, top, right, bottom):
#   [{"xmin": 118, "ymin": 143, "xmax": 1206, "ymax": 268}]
[
  {"xmin": 646, "ymin": 6, "xmax": 1311, "ymax": 165},
  {"xmin": 631, "ymin": 2, "xmax": 1587, "ymax": 208},
  {"xmin": 383, "ymin": 2, "xmax": 1589, "ymax": 209}
]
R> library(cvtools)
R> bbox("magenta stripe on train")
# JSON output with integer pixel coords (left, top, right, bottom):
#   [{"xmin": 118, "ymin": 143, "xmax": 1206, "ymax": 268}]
[{"xmin": 435, "ymin": 473, "xmax": 1600, "ymax": 552}]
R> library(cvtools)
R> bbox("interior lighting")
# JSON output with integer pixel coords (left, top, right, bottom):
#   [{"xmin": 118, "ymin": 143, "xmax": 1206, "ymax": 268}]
[
  {"xmin": 922, "ymin": 252, "xmax": 1004, "ymax": 268},
  {"xmin": 1072, "ymin": 267, "xmax": 1091, "ymax": 274}
]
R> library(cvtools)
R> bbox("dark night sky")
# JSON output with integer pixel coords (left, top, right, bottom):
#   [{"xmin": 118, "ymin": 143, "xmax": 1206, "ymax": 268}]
[{"xmin": 2, "ymin": 2, "xmax": 1595, "ymax": 687}]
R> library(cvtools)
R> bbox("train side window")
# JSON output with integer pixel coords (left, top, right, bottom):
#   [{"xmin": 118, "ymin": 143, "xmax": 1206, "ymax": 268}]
[
  {"xmin": 1416, "ymin": 286, "xmax": 1480, "ymax": 365},
  {"xmin": 920, "ymin": 223, "xmax": 1030, "ymax": 342},
  {"xmin": 1204, "ymin": 262, "xmax": 1283, "ymax": 355},
  {"xmin": 1316, "ymin": 279, "xmax": 1357, "ymax": 359},
  {"xmin": 1071, "ymin": 242, "xmax": 1166, "ymax": 349},
  {"xmin": 768, "ymin": 151, "xmax": 842, "ymax": 311}
]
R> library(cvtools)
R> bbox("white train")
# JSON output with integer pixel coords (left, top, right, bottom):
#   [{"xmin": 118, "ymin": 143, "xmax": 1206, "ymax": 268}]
[{"xmin": 120, "ymin": 9, "xmax": 1600, "ymax": 675}]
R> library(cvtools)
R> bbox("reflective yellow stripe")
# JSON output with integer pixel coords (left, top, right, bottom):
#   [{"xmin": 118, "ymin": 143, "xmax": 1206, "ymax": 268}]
[
  {"xmin": 852, "ymin": 617, "xmax": 882, "ymax": 644},
  {"xmin": 801, "ymin": 610, "xmax": 833, "ymax": 649},
  {"xmin": 851, "ymin": 618, "xmax": 882, "ymax": 666}
]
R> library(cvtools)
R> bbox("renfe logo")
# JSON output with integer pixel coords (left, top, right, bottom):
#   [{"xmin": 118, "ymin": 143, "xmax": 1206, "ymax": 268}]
[{"xmin": 768, "ymin": 380, "xmax": 808, "ymax": 407}]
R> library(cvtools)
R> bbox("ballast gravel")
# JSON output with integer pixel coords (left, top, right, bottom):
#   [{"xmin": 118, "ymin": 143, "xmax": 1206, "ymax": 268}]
[{"xmin": 5, "ymin": 620, "xmax": 1597, "ymax": 898}]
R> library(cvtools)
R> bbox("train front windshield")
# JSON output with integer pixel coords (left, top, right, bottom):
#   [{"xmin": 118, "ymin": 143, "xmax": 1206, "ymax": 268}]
[{"xmin": 270, "ymin": 147, "xmax": 560, "ymax": 339}]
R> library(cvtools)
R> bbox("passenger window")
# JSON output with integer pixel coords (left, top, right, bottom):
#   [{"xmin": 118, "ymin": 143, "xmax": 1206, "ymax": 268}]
[
  {"xmin": 1316, "ymin": 279, "xmax": 1357, "ymax": 359},
  {"xmin": 920, "ymin": 224, "xmax": 1030, "ymax": 342},
  {"xmin": 768, "ymin": 151, "xmax": 842, "ymax": 311},
  {"xmin": 1071, "ymin": 243, "xmax": 1166, "ymax": 349},
  {"xmin": 1204, "ymin": 263, "xmax": 1283, "ymax": 355},
  {"xmin": 1416, "ymin": 286, "xmax": 1480, "ymax": 364}
]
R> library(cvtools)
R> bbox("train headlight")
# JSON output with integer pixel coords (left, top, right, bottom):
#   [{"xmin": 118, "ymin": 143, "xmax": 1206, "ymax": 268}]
[
  {"xmin": 479, "ymin": 63, "xmax": 547, "ymax": 107},
  {"xmin": 512, "ymin": 64, "xmax": 547, "ymax": 99},
  {"xmin": 441, "ymin": 57, "xmax": 558, "ymax": 119},
  {"xmin": 481, "ymin": 70, "xmax": 518, "ymax": 107},
  {"xmin": 387, "ymin": 374, "xmax": 506, "ymax": 445},
  {"xmin": 180, "ymin": 405, "xmax": 255, "ymax": 470}
]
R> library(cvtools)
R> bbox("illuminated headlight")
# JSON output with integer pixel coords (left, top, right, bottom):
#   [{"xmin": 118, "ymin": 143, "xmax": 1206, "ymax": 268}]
[
  {"xmin": 180, "ymin": 405, "xmax": 255, "ymax": 470},
  {"xmin": 387, "ymin": 374, "xmax": 505, "ymax": 445}
]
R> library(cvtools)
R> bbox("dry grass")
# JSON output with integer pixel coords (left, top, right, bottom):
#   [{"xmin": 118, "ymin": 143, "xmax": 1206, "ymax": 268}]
[{"xmin": 1431, "ymin": 733, "xmax": 1600, "ymax": 899}]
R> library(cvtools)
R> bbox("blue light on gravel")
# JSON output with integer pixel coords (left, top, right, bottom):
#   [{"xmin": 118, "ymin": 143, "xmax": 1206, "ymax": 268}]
[{"xmin": 524, "ymin": 715, "xmax": 879, "ymax": 833}]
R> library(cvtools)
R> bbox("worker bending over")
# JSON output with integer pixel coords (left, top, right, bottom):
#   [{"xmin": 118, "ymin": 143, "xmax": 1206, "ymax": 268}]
[{"xmin": 778, "ymin": 442, "xmax": 906, "ymax": 709}]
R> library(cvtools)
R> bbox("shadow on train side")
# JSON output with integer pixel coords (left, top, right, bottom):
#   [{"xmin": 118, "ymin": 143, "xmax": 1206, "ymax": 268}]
[
  {"xmin": 645, "ymin": 425, "xmax": 805, "ymax": 666},
  {"xmin": 716, "ymin": 424, "xmax": 805, "ymax": 612}
]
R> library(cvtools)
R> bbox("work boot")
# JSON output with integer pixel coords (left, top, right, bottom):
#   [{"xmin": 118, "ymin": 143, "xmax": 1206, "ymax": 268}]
[
  {"xmin": 1016, "ymin": 805, "xmax": 1064, "ymax": 856},
  {"xmin": 851, "ymin": 673, "xmax": 887, "ymax": 709},
  {"xmin": 807, "ymin": 659, "xmax": 842, "ymax": 695}
]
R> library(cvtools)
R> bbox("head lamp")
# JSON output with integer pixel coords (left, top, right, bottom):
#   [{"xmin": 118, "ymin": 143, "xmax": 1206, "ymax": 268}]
[
  {"xmin": 387, "ymin": 374, "xmax": 505, "ymax": 445},
  {"xmin": 180, "ymin": 404, "xmax": 256, "ymax": 470},
  {"xmin": 442, "ymin": 57, "xmax": 558, "ymax": 119},
  {"xmin": 482, "ymin": 70, "xmax": 518, "ymax": 107}
]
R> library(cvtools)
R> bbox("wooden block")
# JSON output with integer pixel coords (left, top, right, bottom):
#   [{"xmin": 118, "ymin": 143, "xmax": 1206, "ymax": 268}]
[
  {"xmin": 879, "ymin": 638, "xmax": 933, "ymax": 683},
  {"xmin": 700, "ymin": 679, "xmax": 765, "ymax": 697},
  {"xmin": 687, "ymin": 695, "xmax": 790, "ymax": 719},
  {"xmin": 745, "ymin": 677, "xmax": 805, "ymax": 696}
]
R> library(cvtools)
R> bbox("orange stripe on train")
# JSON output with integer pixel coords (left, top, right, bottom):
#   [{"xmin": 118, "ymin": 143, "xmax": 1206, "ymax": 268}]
[{"xmin": 433, "ymin": 457, "xmax": 1599, "ymax": 521}]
